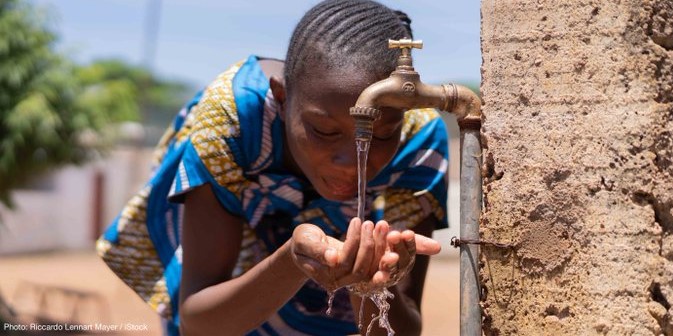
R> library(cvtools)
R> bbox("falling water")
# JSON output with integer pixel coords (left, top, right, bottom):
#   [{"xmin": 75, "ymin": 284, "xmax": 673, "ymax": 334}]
[
  {"xmin": 356, "ymin": 139, "xmax": 370, "ymax": 220},
  {"xmin": 323, "ymin": 132, "xmax": 396, "ymax": 335},
  {"xmin": 352, "ymin": 138, "xmax": 396, "ymax": 336},
  {"xmin": 324, "ymin": 136, "xmax": 371, "ymax": 320}
]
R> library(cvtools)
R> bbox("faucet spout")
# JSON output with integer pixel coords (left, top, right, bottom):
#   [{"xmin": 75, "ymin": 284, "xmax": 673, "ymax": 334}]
[{"xmin": 350, "ymin": 38, "xmax": 481, "ymax": 129}]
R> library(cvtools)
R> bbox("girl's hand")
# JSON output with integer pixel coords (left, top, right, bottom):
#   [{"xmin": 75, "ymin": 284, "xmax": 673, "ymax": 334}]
[
  {"xmin": 290, "ymin": 218, "xmax": 441, "ymax": 292},
  {"xmin": 351, "ymin": 226, "xmax": 441, "ymax": 294},
  {"xmin": 291, "ymin": 218, "xmax": 389, "ymax": 291}
]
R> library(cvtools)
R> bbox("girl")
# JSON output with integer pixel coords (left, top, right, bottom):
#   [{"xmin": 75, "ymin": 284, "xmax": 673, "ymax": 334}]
[{"xmin": 97, "ymin": 1, "xmax": 450, "ymax": 335}]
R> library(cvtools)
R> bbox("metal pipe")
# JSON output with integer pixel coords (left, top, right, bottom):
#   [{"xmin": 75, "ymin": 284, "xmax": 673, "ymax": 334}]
[
  {"xmin": 350, "ymin": 38, "xmax": 483, "ymax": 336},
  {"xmin": 459, "ymin": 128, "xmax": 482, "ymax": 336}
]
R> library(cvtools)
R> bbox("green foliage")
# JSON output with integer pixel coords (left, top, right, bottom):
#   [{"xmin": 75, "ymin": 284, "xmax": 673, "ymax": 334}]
[
  {"xmin": 0, "ymin": 0, "xmax": 191, "ymax": 208},
  {"xmin": 0, "ymin": 0, "xmax": 90, "ymax": 207},
  {"xmin": 76, "ymin": 59, "xmax": 191, "ymax": 128}
]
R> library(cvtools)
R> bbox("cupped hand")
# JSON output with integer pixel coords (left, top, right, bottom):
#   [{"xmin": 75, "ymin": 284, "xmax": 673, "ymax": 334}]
[
  {"xmin": 290, "ymin": 218, "xmax": 389, "ymax": 291},
  {"xmin": 352, "ymin": 227, "xmax": 441, "ymax": 294},
  {"xmin": 290, "ymin": 218, "xmax": 441, "ymax": 293}
]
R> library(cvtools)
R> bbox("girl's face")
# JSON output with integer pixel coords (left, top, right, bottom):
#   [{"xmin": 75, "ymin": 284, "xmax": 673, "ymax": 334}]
[{"xmin": 280, "ymin": 67, "xmax": 404, "ymax": 202}]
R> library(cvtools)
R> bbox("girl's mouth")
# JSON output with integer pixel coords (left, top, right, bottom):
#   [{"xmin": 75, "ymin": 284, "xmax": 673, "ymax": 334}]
[{"xmin": 322, "ymin": 177, "xmax": 357, "ymax": 197}]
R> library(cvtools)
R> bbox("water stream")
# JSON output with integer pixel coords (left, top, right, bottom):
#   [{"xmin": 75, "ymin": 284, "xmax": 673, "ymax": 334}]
[
  {"xmin": 325, "ymin": 137, "xmax": 396, "ymax": 336},
  {"xmin": 355, "ymin": 139, "xmax": 370, "ymax": 221},
  {"xmin": 354, "ymin": 138, "xmax": 395, "ymax": 336}
]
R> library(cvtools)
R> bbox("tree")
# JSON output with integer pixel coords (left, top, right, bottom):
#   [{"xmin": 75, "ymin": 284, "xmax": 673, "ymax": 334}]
[
  {"xmin": 0, "ymin": 0, "xmax": 191, "ymax": 208},
  {"xmin": 75, "ymin": 58, "xmax": 192, "ymax": 136},
  {"xmin": 0, "ymin": 0, "xmax": 105, "ymax": 208}
]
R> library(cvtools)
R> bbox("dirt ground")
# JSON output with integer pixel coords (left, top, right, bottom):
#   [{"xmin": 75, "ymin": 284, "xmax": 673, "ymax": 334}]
[{"xmin": 0, "ymin": 250, "xmax": 459, "ymax": 336}]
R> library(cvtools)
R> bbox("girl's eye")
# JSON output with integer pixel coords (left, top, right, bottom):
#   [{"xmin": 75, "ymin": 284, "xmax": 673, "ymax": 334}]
[
  {"xmin": 312, "ymin": 126, "xmax": 340, "ymax": 138},
  {"xmin": 373, "ymin": 133, "xmax": 396, "ymax": 141}
]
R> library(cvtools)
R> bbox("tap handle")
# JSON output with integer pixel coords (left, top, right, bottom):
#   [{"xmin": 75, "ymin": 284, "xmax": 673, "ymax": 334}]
[{"xmin": 388, "ymin": 38, "xmax": 423, "ymax": 50}]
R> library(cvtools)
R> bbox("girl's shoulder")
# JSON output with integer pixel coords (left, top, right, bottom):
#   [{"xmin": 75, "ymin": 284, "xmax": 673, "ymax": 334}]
[{"xmin": 178, "ymin": 56, "xmax": 281, "ymax": 172}]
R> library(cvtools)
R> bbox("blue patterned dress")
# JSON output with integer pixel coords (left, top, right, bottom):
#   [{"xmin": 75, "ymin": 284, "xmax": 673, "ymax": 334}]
[{"xmin": 97, "ymin": 55, "xmax": 449, "ymax": 336}]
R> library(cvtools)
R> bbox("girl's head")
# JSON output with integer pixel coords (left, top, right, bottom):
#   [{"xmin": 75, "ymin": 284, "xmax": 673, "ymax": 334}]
[
  {"xmin": 271, "ymin": 0, "xmax": 413, "ymax": 201},
  {"xmin": 283, "ymin": 0, "xmax": 412, "ymax": 93}
]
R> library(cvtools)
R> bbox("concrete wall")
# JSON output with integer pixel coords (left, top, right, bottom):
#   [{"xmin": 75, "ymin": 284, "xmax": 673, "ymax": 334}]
[{"xmin": 480, "ymin": 0, "xmax": 672, "ymax": 334}]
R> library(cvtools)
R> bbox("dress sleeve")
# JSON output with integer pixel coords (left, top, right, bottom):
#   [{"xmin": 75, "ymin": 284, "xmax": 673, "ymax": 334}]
[
  {"xmin": 166, "ymin": 60, "xmax": 250, "ymax": 217},
  {"xmin": 370, "ymin": 109, "xmax": 450, "ymax": 231}
]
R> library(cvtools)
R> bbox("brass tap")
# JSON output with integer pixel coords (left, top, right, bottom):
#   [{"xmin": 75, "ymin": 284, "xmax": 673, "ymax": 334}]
[{"xmin": 350, "ymin": 38, "xmax": 482, "ymax": 130}]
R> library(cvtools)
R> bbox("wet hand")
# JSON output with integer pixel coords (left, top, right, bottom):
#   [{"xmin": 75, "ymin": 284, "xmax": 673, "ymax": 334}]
[
  {"xmin": 290, "ymin": 218, "xmax": 441, "ymax": 292},
  {"xmin": 353, "ymin": 225, "xmax": 442, "ymax": 293},
  {"xmin": 290, "ymin": 223, "xmax": 342, "ymax": 290},
  {"xmin": 290, "ymin": 218, "xmax": 390, "ymax": 291}
]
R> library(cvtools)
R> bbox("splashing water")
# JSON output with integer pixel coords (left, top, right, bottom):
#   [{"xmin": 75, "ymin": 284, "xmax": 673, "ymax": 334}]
[
  {"xmin": 326, "ymin": 290, "xmax": 336, "ymax": 316},
  {"xmin": 365, "ymin": 288, "xmax": 395, "ymax": 336},
  {"xmin": 347, "ymin": 284, "xmax": 396, "ymax": 336}
]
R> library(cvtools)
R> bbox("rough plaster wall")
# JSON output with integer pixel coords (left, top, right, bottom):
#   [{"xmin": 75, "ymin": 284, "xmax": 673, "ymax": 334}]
[{"xmin": 480, "ymin": 0, "xmax": 673, "ymax": 334}]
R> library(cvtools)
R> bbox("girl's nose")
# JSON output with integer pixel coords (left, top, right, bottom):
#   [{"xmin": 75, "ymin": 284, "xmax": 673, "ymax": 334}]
[{"xmin": 331, "ymin": 144, "xmax": 358, "ymax": 173}]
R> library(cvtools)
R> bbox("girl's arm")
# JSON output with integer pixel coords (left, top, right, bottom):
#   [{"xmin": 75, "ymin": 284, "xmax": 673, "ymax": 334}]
[
  {"xmin": 178, "ymin": 184, "xmax": 439, "ymax": 335},
  {"xmin": 178, "ymin": 185, "xmax": 397, "ymax": 335},
  {"xmin": 178, "ymin": 184, "xmax": 308, "ymax": 336},
  {"xmin": 349, "ymin": 215, "xmax": 438, "ymax": 336}
]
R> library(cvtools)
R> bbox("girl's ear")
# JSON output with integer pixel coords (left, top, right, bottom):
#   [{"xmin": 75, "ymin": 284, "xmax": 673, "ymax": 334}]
[{"xmin": 269, "ymin": 76, "xmax": 287, "ymax": 121}]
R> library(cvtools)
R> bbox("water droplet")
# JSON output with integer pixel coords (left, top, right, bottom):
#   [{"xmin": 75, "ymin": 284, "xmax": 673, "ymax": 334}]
[{"xmin": 326, "ymin": 290, "xmax": 336, "ymax": 316}]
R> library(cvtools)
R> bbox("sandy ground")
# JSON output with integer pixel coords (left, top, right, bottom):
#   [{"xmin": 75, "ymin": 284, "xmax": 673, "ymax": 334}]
[{"xmin": 0, "ymin": 250, "xmax": 459, "ymax": 336}]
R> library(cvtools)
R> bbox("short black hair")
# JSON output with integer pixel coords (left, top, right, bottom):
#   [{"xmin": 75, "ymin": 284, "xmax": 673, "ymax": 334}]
[{"xmin": 284, "ymin": 0, "xmax": 413, "ymax": 92}]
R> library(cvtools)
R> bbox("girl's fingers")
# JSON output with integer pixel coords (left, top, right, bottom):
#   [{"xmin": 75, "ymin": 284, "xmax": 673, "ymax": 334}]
[
  {"xmin": 292, "ymin": 224, "xmax": 331, "ymax": 264},
  {"xmin": 324, "ymin": 247, "xmax": 338, "ymax": 267},
  {"xmin": 372, "ymin": 251, "xmax": 399, "ymax": 285},
  {"xmin": 401, "ymin": 230, "xmax": 417, "ymax": 256},
  {"xmin": 339, "ymin": 217, "xmax": 362, "ymax": 268},
  {"xmin": 351, "ymin": 221, "xmax": 376, "ymax": 281},
  {"xmin": 379, "ymin": 250, "xmax": 399, "ymax": 271},
  {"xmin": 370, "ymin": 221, "xmax": 389, "ymax": 276},
  {"xmin": 413, "ymin": 232, "xmax": 442, "ymax": 255},
  {"xmin": 386, "ymin": 229, "xmax": 441, "ymax": 256},
  {"xmin": 388, "ymin": 230, "xmax": 412, "ymax": 271}
]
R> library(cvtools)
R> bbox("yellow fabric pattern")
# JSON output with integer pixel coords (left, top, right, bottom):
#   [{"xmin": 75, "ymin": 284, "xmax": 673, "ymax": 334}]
[
  {"xmin": 95, "ymin": 186, "xmax": 172, "ymax": 320},
  {"xmin": 188, "ymin": 61, "xmax": 250, "ymax": 198},
  {"xmin": 232, "ymin": 224, "xmax": 269, "ymax": 278},
  {"xmin": 400, "ymin": 108, "xmax": 440, "ymax": 142}
]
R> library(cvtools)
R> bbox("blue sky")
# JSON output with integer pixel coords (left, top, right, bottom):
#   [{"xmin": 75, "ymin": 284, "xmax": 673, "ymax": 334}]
[{"xmin": 30, "ymin": 0, "xmax": 480, "ymax": 89}]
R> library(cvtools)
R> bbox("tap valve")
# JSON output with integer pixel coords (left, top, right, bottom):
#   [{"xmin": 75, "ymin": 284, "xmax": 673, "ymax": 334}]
[
  {"xmin": 388, "ymin": 38, "xmax": 423, "ymax": 68},
  {"xmin": 388, "ymin": 38, "xmax": 423, "ymax": 50}
]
